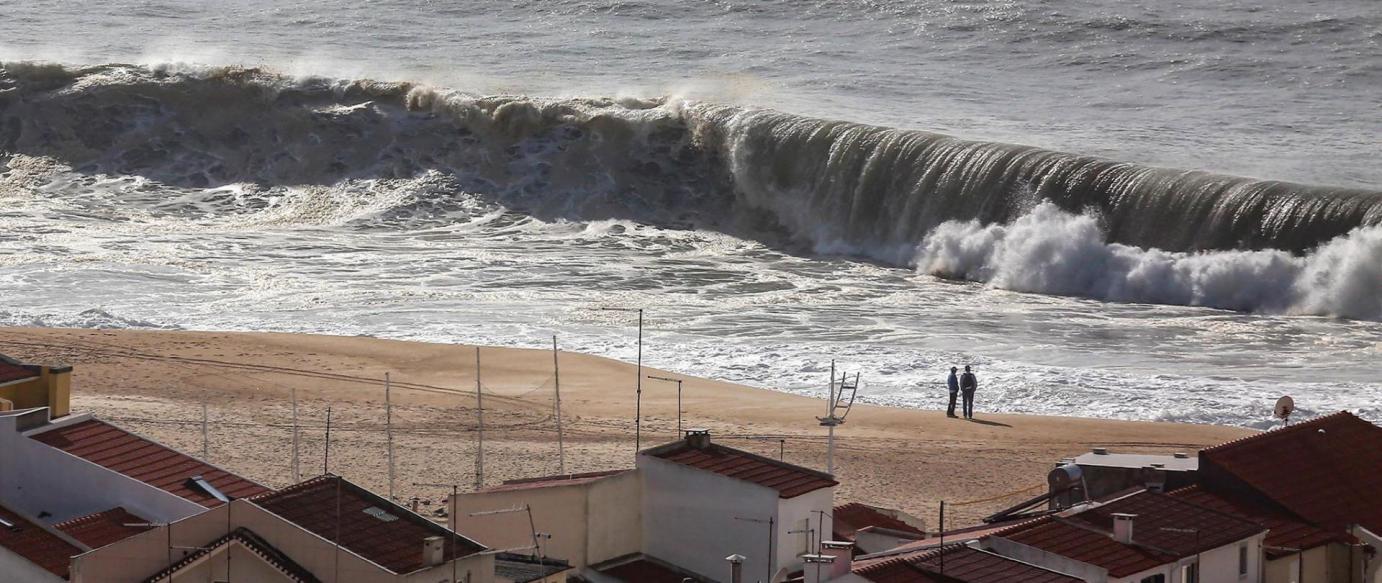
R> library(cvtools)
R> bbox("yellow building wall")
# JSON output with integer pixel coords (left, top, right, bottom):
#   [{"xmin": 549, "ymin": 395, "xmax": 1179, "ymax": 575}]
[{"xmin": 0, "ymin": 366, "xmax": 71, "ymax": 418}]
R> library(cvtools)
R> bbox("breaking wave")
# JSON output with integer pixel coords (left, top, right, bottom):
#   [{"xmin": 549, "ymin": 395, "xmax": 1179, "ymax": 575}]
[{"xmin": 3, "ymin": 62, "xmax": 1380, "ymax": 319}]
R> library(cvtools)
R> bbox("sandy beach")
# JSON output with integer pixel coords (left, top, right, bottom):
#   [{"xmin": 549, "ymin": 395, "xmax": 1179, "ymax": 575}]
[{"xmin": 0, "ymin": 326, "xmax": 1252, "ymax": 527}]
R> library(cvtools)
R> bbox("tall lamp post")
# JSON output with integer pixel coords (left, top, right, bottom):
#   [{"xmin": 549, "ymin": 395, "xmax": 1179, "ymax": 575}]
[{"xmin": 601, "ymin": 307, "xmax": 644, "ymax": 453}]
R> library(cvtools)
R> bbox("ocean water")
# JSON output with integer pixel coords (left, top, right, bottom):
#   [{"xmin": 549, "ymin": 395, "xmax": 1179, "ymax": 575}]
[{"xmin": 1, "ymin": 0, "xmax": 1379, "ymax": 428}]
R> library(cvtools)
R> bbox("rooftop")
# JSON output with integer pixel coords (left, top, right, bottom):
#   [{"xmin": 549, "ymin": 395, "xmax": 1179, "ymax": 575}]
[
  {"xmin": 0, "ymin": 355, "xmax": 40, "ymax": 384},
  {"xmin": 834, "ymin": 502, "xmax": 926, "ymax": 541},
  {"xmin": 481, "ymin": 469, "xmax": 632, "ymax": 493},
  {"xmin": 852, "ymin": 518, "xmax": 1035, "ymax": 567},
  {"xmin": 592, "ymin": 553, "xmax": 713, "ymax": 583},
  {"xmin": 1072, "ymin": 451, "xmax": 1198, "ymax": 472},
  {"xmin": 855, "ymin": 544, "xmax": 1081, "ymax": 583},
  {"xmin": 1200, "ymin": 411, "xmax": 1382, "ymax": 533},
  {"xmin": 31, "ymin": 418, "xmax": 271, "ymax": 507},
  {"xmin": 992, "ymin": 490, "xmax": 1265, "ymax": 578},
  {"xmin": 494, "ymin": 553, "xmax": 572, "ymax": 582},
  {"xmin": 0, "ymin": 502, "xmax": 83, "ymax": 579},
  {"xmin": 641, "ymin": 434, "xmax": 837, "ymax": 498},
  {"xmin": 139, "ymin": 527, "xmax": 320, "ymax": 583},
  {"xmin": 250, "ymin": 475, "xmax": 486, "ymax": 574},
  {"xmin": 1169, "ymin": 485, "xmax": 1352, "ymax": 558},
  {"xmin": 54, "ymin": 506, "xmax": 153, "ymax": 549}
]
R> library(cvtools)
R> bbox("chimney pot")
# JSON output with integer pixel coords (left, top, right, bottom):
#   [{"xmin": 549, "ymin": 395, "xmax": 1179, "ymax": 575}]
[
  {"xmin": 821, "ymin": 541, "xmax": 854, "ymax": 579},
  {"xmin": 1111, "ymin": 513, "xmax": 1136, "ymax": 544},
  {"xmin": 725, "ymin": 554, "xmax": 746, "ymax": 583},
  {"xmin": 422, "ymin": 535, "xmax": 445, "ymax": 567},
  {"xmin": 686, "ymin": 428, "xmax": 712, "ymax": 449}
]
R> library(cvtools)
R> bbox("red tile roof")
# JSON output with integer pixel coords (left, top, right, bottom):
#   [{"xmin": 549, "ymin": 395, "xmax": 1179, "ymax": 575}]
[
  {"xmin": 854, "ymin": 518, "xmax": 1033, "ymax": 566},
  {"xmin": 593, "ymin": 554, "xmax": 712, "ymax": 583},
  {"xmin": 140, "ymin": 527, "xmax": 321, "ymax": 583},
  {"xmin": 1200, "ymin": 411, "xmax": 1382, "ymax": 534},
  {"xmin": 1168, "ymin": 486, "xmax": 1352, "ymax": 557},
  {"xmin": 250, "ymin": 475, "xmax": 486, "ymax": 574},
  {"xmin": 31, "ymin": 418, "xmax": 271, "ymax": 507},
  {"xmin": 0, "ymin": 503, "xmax": 82, "ymax": 578},
  {"xmin": 834, "ymin": 503, "xmax": 926, "ymax": 541},
  {"xmin": 482, "ymin": 469, "xmax": 632, "ymax": 493},
  {"xmin": 992, "ymin": 490, "xmax": 1265, "ymax": 578},
  {"xmin": 55, "ymin": 506, "xmax": 153, "ymax": 549},
  {"xmin": 855, "ymin": 545, "xmax": 1080, "ymax": 583},
  {"xmin": 643, "ymin": 439, "xmax": 837, "ymax": 498},
  {"xmin": 0, "ymin": 356, "xmax": 39, "ymax": 384}
]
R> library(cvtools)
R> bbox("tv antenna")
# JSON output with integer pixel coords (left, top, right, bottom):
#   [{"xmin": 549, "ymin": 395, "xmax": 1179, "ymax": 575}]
[
  {"xmin": 1274, "ymin": 396, "xmax": 1295, "ymax": 427},
  {"xmin": 817, "ymin": 360, "xmax": 859, "ymax": 476}
]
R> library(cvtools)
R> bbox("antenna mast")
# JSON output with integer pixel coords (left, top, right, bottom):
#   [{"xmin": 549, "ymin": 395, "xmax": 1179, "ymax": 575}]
[
  {"xmin": 386, "ymin": 372, "xmax": 395, "ymax": 500},
  {"xmin": 817, "ymin": 360, "xmax": 860, "ymax": 476},
  {"xmin": 291, "ymin": 388, "xmax": 300, "ymax": 482},
  {"xmin": 475, "ymin": 346, "xmax": 485, "ymax": 491},
  {"xmin": 553, "ymin": 336, "xmax": 566, "ymax": 475}
]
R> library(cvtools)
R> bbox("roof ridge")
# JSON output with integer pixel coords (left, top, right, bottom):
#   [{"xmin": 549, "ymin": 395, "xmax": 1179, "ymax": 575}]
[
  {"xmin": 1201, "ymin": 411, "xmax": 1358, "ymax": 455},
  {"xmin": 708, "ymin": 441, "xmax": 838, "ymax": 481},
  {"xmin": 501, "ymin": 469, "xmax": 630, "ymax": 485},
  {"xmin": 53, "ymin": 506, "xmax": 133, "ymax": 529}
]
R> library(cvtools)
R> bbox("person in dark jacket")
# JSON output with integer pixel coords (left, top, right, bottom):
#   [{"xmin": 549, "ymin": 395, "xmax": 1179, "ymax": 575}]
[
  {"xmin": 946, "ymin": 367, "xmax": 960, "ymax": 418},
  {"xmin": 960, "ymin": 365, "xmax": 978, "ymax": 419}
]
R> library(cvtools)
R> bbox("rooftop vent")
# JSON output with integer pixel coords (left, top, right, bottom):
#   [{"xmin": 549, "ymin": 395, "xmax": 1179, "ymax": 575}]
[
  {"xmin": 187, "ymin": 475, "xmax": 230, "ymax": 503},
  {"xmin": 0, "ymin": 516, "xmax": 17, "ymax": 532},
  {"xmin": 1092, "ymin": 447, "xmax": 1109, "ymax": 455},
  {"xmin": 363, "ymin": 506, "xmax": 400, "ymax": 522},
  {"xmin": 1173, "ymin": 452, "xmax": 1189, "ymax": 459}
]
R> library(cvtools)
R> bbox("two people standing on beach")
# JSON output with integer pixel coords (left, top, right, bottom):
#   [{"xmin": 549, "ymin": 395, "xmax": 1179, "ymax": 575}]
[{"xmin": 946, "ymin": 365, "xmax": 978, "ymax": 419}]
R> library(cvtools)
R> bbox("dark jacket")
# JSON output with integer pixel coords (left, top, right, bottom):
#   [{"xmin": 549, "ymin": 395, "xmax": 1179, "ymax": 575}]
[
  {"xmin": 947, "ymin": 372, "xmax": 960, "ymax": 393},
  {"xmin": 960, "ymin": 372, "xmax": 977, "ymax": 391}
]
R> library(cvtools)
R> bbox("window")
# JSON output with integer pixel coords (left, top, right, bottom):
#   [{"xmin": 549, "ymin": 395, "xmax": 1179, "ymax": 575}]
[
  {"xmin": 1181, "ymin": 563, "xmax": 1199, "ymax": 583},
  {"xmin": 1139, "ymin": 575, "xmax": 1166, "ymax": 583},
  {"xmin": 1239, "ymin": 544, "xmax": 1249, "ymax": 577}
]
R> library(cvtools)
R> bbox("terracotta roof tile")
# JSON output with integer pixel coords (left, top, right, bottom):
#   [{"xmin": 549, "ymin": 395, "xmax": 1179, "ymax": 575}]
[
  {"xmin": 54, "ymin": 506, "xmax": 153, "ymax": 549},
  {"xmin": 834, "ymin": 503, "xmax": 926, "ymax": 540},
  {"xmin": 855, "ymin": 545, "xmax": 1080, "ymax": 583},
  {"xmin": 643, "ymin": 439, "xmax": 837, "ymax": 498},
  {"xmin": 250, "ymin": 475, "xmax": 486, "ymax": 574},
  {"xmin": 992, "ymin": 490, "xmax": 1265, "ymax": 578},
  {"xmin": 594, "ymin": 555, "xmax": 712, "ymax": 583},
  {"xmin": 0, "ymin": 503, "xmax": 82, "ymax": 578},
  {"xmin": 1168, "ymin": 486, "xmax": 1353, "ymax": 556},
  {"xmin": 1200, "ymin": 411, "xmax": 1382, "ymax": 533},
  {"xmin": 31, "ymin": 418, "xmax": 271, "ymax": 507},
  {"xmin": 0, "ymin": 357, "xmax": 39, "ymax": 384}
]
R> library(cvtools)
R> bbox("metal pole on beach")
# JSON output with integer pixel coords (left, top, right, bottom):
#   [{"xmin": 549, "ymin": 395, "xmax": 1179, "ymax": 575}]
[
  {"xmin": 386, "ymin": 372, "xmax": 395, "ymax": 500},
  {"xmin": 601, "ymin": 307, "xmax": 644, "ymax": 455},
  {"xmin": 201, "ymin": 399, "xmax": 209, "ymax": 460},
  {"xmin": 291, "ymin": 388, "xmax": 300, "ymax": 482},
  {"xmin": 553, "ymin": 336, "xmax": 565, "ymax": 475},
  {"xmin": 475, "ymin": 346, "xmax": 485, "ymax": 491}
]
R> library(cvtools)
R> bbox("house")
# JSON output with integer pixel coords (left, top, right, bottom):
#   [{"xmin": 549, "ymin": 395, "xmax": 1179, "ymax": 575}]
[
  {"xmin": 1193, "ymin": 411, "xmax": 1382, "ymax": 582},
  {"xmin": 0, "ymin": 354, "xmax": 71, "ymax": 418},
  {"xmin": 639, "ymin": 429, "xmax": 838, "ymax": 583},
  {"xmin": 72, "ymin": 474, "xmax": 496, "ymax": 582},
  {"xmin": 831, "ymin": 503, "xmax": 927, "ymax": 554},
  {"xmin": 843, "ymin": 543, "xmax": 1084, "ymax": 583},
  {"xmin": 451, "ymin": 469, "xmax": 640, "ymax": 573},
  {"xmin": 982, "ymin": 489, "xmax": 1268, "ymax": 583},
  {"xmin": 451, "ymin": 429, "xmax": 838, "ymax": 583}
]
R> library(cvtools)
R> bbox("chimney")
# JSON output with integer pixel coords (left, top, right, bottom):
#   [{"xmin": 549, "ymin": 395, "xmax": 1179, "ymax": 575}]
[
  {"xmin": 802, "ymin": 554, "xmax": 836, "ymax": 583},
  {"xmin": 685, "ymin": 428, "xmax": 712, "ymax": 449},
  {"xmin": 422, "ymin": 535, "xmax": 445, "ymax": 567},
  {"xmin": 821, "ymin": 541, "xmax": 854, "ymax": 579},
  {"xmin": 1112, "ymin": 513, "xmax": 1136, "ymax": 544},
  {"xmin": 725, "ymin": 554, "xmax": 746, "ymax": 583}
]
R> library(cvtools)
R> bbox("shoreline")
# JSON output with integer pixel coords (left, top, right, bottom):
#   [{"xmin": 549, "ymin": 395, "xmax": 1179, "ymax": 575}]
[{"xmin": 0, "ymin": 326, "xmax": 1253, "ymax": 526}]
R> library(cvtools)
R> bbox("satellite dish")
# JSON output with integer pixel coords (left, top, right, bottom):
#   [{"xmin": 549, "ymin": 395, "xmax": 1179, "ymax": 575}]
[{"xmin": 1274, "ymin": 396, "xmax": 1295, "ymax": 425}]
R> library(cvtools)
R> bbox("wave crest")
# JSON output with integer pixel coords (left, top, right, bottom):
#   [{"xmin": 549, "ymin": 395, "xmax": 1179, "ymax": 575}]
[{"xmin": 914, "ymin": 202, "xmax": 1382, "ymax": 320}]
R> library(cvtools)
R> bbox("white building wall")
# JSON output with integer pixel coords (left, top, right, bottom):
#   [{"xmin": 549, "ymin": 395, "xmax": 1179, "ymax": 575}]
[
  {"xmin": 639, "ymin": 455, "xmax": 781, "ymax": 583},
  {"xmin": 584, "ymin": 471, "xmax": 641, "ymax": 565},
  {"xmin": 0, "ymin": 545, "xmax": 66, "ymax": 583},
  {"xmin": 0, "ymin": 412, "xmax": 208, "ymax": 525},
  {"xmin": 775, "ymin": 487, "xmax": 834, "ymax": 577}
]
